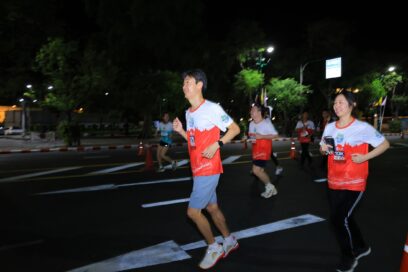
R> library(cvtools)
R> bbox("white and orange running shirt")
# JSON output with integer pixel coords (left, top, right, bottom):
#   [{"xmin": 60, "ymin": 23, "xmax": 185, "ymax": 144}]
[
  {"xmin": 248, "ymin": 118, "xmax": 278, "ymax": 160},
  {"xmin": 186, "ymin": 100, "xmax": 233, "ymax": 177},
  {"xmin": 321, "ymin": 118, "xmax": 385, "ymax": 191}
]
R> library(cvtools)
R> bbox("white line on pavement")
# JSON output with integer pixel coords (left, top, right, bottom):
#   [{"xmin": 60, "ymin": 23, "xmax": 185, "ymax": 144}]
[
  {"xmin": 0, "ymin": 166, "xmax": 82, "ymax": 183},
  {"xmin": 116, "ymin": 177, "xmax": 192, "ymax": 187},
  {"xmin": 88, "ymin": 162, "xmax": 144, "ymax": 175},
  {"xmin": 35, "ymin": 184, "xmax": 116, "ymax": 195},
  {"xmin": 0, "ymin": 240, "xmax": 44, "ymax": 251},
  {"xmin": 142, "ymin": 198, "xmax": 190, "ymax": 208},
  {"xmin": 314, "ymin": 178, "xmax": 327, "ymax": 182},
  {"xmin": 35, "ymin": 177, "xmax": 192, "ymax": 195},
  {"xmin": 163, "ymin": 159, "xmax": 189, "ymax": 170},
  {"xmin": 222, "ymin": 155, "xmax": 241, "ymax": 164},
  {"xmin": 395, "ymin": 143, "xmax": 408, "ymax": 147}
]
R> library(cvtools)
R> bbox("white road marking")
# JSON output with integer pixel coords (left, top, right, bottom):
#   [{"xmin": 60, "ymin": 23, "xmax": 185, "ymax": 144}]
[
  {"xmin": 0, "ymin": 166, "xmax": 82, "ymax": 183},
  {"xmin": 395, "ymin": 143, "xmax": 408, "ymax": 147},
  {"xmin": 142, "ymin": 198, "xmax": 190, "ymax": 208},
  {"xmin": 35, "ymin": 177, "xmax": 192, "ymax": 195},
  {"xmin": 35, "ymin": 184, "xmax": 116, "ymax": 195},
  {"xmin": 314, "ymin": 178, "xmax": 327, "ymax": 182},
  {"xmin": 163, "ymin": 159, "xmax": 189, "ymax": 170},
  {"xmin": 89, "ymin": 162, "xmax": 144, "ymax": 175},
  {"xmin": 68, "ymin": 214, "xmax": 324, "ymax": 272},
  {"xmin": 117, "ymin": 177, "xmax": 191, "ymax": 187},
  {"xmin": 222, "ymin": 155, "xmax": 241, "ymax": 164},
  {"xmin": 0, "ymin": 240, "xmax": 44, "ymax": 251}
]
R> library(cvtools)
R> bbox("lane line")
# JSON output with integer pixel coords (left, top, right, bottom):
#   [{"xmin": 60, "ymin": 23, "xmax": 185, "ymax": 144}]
[
  {"xmin": 35, "ymin": 177, "xmax": 192, "ymax": 195},
  {"xmin": 163, "ymin": 159, "xmax": 189, "ymax": 170},
  {"xmin": 314, "ymin": 178, "xmax": 327, "ymax": 182},
  {"xmin": 88, "ymin": 162, "xmax": 144, "ymax": 175},
  {"xmin": 117, "ymin": 177, "xmax": 191, "ymax": 187},
  {"xmin": 142, "ymin": 198, "xmax": 190, "ymax": 208},
  {"xmin": 0, "ymin": 240, "xmax": 44, "ymax": 251},
  {"xmin": 35, "ymin": 184, "xmax": 116, "ymax": 195},
  {"xmin": 222, "ymin": 155, "xmax": 241, "ymax": 164},
  {"xmin": 395, "ymin": 143, "xmax": 408, "ymax": 147},
  {"xmin": 0, "ymin": 166, "xmax": 82, "ymax": 183}
]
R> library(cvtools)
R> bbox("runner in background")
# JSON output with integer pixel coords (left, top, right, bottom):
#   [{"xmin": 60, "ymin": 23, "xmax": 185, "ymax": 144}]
[
  {"xmin": 295, "ymin": 110, "xmax": 315, "ymax": 167},
  {"xmin": 248, "ymin": 104, "xmax": 279, "ymax": 198},
  {"xmin": 155, "ymin": 112, "xmax": 177, "ymax": 172}
]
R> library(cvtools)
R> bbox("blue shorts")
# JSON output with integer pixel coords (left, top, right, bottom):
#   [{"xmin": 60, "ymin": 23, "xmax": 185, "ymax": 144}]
[{"xmin": 189, "ymin": 174, "xmax": 220, "ymax": 209}]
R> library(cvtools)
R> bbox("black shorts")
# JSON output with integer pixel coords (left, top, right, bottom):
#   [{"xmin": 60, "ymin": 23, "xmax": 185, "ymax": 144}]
[
  {"xmin": 159, "ymin": 141, "xmax": 171, "ymax": 147},
  {"xmin": 252, "ymin": 160, "xmax": 267, "ymax": 168}
]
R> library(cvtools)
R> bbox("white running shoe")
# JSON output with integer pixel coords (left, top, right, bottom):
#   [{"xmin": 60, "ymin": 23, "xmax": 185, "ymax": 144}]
[
  {"xmin": 275, "ymin": 166, "xmax": 283, "ymax": 175},
  {"xmin": 199, "ymin": 243, "xmax": 225, "ymax": 270},
  {"xmin": 260, "ymin": 183, "xmax": 278, "ymax": 198},
  {"xmin": 223, "ymin": 236, "xmax": 239, "ymax": 258},
  {"xmin": 156, "ymin": 166, "xmax": 165, "ymax": 172}
]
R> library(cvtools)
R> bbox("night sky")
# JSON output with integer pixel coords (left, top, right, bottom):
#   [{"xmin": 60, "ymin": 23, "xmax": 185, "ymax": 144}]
[{"xmin": 202, "ymin": 2, "xmax": 407, "ymax": 55}]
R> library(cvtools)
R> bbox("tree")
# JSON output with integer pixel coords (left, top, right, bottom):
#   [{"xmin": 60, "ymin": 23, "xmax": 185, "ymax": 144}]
[
  {"xmin": 234, "ymin": 69, "xmax": 264, "ymax": 105},
  {"xmin": 265, "ymin": 78, "xmax": 312, "ymax": 135},
  {"xmin": 382, "ymin": 71, "xmax": 403, "ymax": 116}
]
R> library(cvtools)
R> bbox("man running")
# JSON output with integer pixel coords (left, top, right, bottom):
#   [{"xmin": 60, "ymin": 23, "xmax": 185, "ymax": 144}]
[{"xmin": 173, "ymin": 69, "xmax": 240, "ymax": 269}]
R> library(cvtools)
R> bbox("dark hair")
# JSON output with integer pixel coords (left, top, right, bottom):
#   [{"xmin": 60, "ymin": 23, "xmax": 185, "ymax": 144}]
[
  {"xmin": 251, "ymin": 103, "xmax": 267, "ymax": 118},
  {"xmin": 335, "ymin": 90, "xmax": 357, "ymax": 108},
  {"xmin": 182, "ymin": 69, "xmax": 207, "ymax": 92}
]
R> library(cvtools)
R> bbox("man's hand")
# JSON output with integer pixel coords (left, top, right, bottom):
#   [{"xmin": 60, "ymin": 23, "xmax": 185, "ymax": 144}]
[
  {"xmin": 201, "ymin": 142, "xmax": 219, "ymax": 159},
  {"xmin": 173, "ymin": 117, "xmax": 183, "ymax": 133}
]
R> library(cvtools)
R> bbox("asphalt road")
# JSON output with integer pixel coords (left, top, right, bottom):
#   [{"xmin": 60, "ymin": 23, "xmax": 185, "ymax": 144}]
[{"xmin": 0, "ymin": 139, "xmax": 407, "ymax": 272}]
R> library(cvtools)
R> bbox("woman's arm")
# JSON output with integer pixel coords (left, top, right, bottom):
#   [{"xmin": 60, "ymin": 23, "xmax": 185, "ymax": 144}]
[{"xmin": 351, "ymin": 139, "xmax": 390, "ymax": 163}]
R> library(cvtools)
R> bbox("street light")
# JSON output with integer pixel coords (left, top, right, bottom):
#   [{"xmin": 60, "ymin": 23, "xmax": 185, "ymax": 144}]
[
  {"xmin": 299, "ymin": 59, "xmax": 323, "ymax": 85},
  {"xmin": 388, "ymin": 66, "xmax": 395, "ymax": 72}
]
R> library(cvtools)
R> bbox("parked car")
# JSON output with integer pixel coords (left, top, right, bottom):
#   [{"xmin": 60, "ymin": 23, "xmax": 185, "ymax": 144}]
[
  {"xmin": 4, "ymin": 126, "xmax": 24, "ymax": 135},
  {"xmin": 0, "ymin": 126, "xmax": 4, "ymax": 135}
]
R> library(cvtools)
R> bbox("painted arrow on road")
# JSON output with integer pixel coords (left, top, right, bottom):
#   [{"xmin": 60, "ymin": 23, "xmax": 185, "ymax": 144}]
[{"xmin": 68, "ymin": 214, "xmax": 324, "ymax": 272}]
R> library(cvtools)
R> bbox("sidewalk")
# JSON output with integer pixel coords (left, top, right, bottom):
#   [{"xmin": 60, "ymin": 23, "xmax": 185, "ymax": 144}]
[{"xmin": 0, "ymin": 133, "xmax": 404, "ymax": 155}]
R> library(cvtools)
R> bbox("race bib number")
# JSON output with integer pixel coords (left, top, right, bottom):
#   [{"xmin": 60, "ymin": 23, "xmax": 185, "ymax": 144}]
[{"xmin": 334, "ymin": 150, "xmax": 345, "ymax": 161}]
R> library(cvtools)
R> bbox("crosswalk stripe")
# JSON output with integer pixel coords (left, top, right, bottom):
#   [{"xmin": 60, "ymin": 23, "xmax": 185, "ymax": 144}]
[
  {"xmin": 0, "ymin": 166, "xmax": 82, "ymax": 183},
  {"xmin": 89, "ymin": 162, "xmax": 144, "ymax": 175},
  {"xmin": 222, "ymin": 155, "xmax": 241, "ymax": 164}
]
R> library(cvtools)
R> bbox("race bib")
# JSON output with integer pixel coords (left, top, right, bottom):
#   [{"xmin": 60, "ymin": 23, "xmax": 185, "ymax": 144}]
[{"xmin": 334, "ymin": 150, "xmax": 345, "ymax": 161}]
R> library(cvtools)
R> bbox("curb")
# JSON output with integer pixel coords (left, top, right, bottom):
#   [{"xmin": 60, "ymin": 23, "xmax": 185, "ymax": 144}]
[{"xmin": 0, "ymin": 137, "xmax": 295, "ymax": 155}]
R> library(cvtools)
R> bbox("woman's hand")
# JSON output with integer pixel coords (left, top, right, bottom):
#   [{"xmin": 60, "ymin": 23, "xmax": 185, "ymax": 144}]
[{"xmin": 351, "ymin": 153, "xmax": 366, "ymax": 164}]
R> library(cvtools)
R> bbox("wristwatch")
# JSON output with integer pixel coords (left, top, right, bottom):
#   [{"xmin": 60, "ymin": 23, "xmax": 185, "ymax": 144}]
[{"xmin": 218, "ymin": 140, "xmax": 224, "ymax": 148}]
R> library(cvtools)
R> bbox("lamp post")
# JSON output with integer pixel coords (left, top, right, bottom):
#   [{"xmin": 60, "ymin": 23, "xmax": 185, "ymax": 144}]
[{"xmin": 299, "ymin": 59, "xmax": 324, "ymax": 85}]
